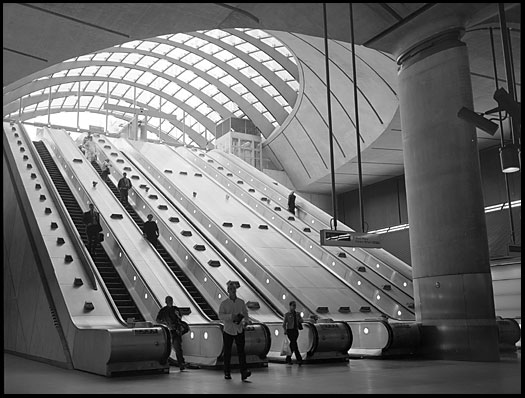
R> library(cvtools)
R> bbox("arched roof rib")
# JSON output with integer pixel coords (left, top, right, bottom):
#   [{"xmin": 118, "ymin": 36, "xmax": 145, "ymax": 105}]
[
  {"xmin": 16, "ymin": 107, "xmax": 185, "ymax": 146},
  {"xmin": 4, "ymin": 28, "xmax": 301, "ymax": 144},
  {"xmin": 5, "ymin": 90, "xmax": 207, "ymax": 147},
  {"xmin": 189, "ymin": 31, "xmax": 298, "ymax": 106},
  {"xmin": 103, "ymin": 103, "xmax": 209, "ymax": 146},
  {"xmin": 103, "ymin": 44, "xmax": 286, "ymax": 127},
  {"xmin": 162, "ymin": 29, "xmax": 298, "ymax": 95},
  {"xmin": 5, "ymin": 52, "xmax": 276, "ymax": 137},
  {"xmin": 290, "ymin": 32, "xmax": 384, "ymax": 125},
  {"xmin": 4, "ymin": 58, "xmax": 236, "ymax": 124},
  {"xmin": 230, "ymin": 29, "xmax": 299, "ymax": 81},
  {"xmin": 263, "ymin": 30, "xmax": 400, "ymax": 193},
  {"xmin": 332, "ymin": 40, "xmax": 397, "ymax": 97},
  {"xmin": 3, "ymin": 75, "xmax": 210, "ymax": 145}
]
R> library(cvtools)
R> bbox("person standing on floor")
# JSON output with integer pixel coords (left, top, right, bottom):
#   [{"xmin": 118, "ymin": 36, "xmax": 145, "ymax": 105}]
[
  {"xmin": 288, "ymin": 191, "xmax": 296, "ymax": 215},
  {"xmin": 283, "ymin": 300, "xmax": 303, "ymax": 366},
  {"xmin": 219, "ymin": 281, "xmax": 251, "ymax": 381},
  {"xmin": 82, "ymin": 203, "xmax": 102, "ymax": 255},
  {"xmin": 117, "ymin": 172, "xmax": 132, "ymax": 205},
  {"xmin": 156, "ymin": 296, "xmax": 187, "ymax": 371},
  {"xmin": 142, "ymin": 213, "xmax": 159, "ymax": 246}
]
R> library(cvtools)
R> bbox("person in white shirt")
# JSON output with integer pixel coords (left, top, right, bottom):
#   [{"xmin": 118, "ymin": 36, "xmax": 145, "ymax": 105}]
[
  {"xmin": 282, "ymin": 300, "xmax": 304, "ymax": 365},
  {"xmin": 218, "ymin": 281, "xmax": 251, "ymax": 381}
]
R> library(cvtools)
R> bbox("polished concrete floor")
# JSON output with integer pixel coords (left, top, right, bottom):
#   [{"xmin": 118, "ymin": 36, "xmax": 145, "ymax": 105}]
[{"xmin": 4, "ymin": 351, "xmax": 521, "ymax": 394}]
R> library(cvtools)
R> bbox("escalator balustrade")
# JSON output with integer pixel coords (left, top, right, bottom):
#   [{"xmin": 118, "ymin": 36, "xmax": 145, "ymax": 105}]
[
  {"xmin": 34, "ymin": 140, "xmax": 144, "ymax": 322},
  {"xmin": 91, "ymin": 160, "xmax": 218, "ymax": 321}
]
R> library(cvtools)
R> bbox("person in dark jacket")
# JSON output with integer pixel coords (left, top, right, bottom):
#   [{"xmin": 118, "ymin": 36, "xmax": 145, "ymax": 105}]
[
  {"xmin": 156, "ymin": 296, "xmax": 186, "ymax": 371},
  {"xmin": 142, "ymin": 214, "xmax": 159, "ymax": 245},
  {"xmin": 288, "ymin": 191, "xmax": 296, "ymax": 215},
  {"xmin": 282, "ymin": 300, "xmax": 303, "ymax": 365},
  {"xmin": 82, "ymin": 203, "xmax": 102, "ymax": 255},
  {"xmin": 117, "ymin": 172, "xmax": 132, "ymax": 204}
]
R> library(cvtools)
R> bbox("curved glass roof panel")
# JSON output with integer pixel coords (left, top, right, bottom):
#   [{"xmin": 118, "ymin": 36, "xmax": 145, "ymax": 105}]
[{"xmin": 4, "ymin": 28, "xmax": 300, "ymax": 147}]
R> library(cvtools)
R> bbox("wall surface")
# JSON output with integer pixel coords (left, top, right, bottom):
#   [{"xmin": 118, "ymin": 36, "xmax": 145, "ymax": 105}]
[
  {"xmin": 338, "ymin": 145, "xmax": 521, "ymax": 260},
  {"xmin": 3, "ymin": 152, "xmax": 70, "ymax": 366}
]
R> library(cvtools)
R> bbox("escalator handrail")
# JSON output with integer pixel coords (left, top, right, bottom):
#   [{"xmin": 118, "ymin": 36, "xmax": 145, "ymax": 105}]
[
  {"xmin": 125, "ymin": 142, "xmax": 312, "ymax": 317},
  {"xmin": 115, "ymin": 141, "xmax": 286, "ymax": 319},
  {"xmin": 211, "ymin": 149, "xmax": 413, "ymax": 280},
  {"xmin": 118, "ymin": 150, "xmax": 284, "ymax": 319},
  {"xmin": 43, "ymin": 128, "xmax": 163, "ymax": 312},
  {"xmin": 167, "ymin": 145, "xmax": 385, "ymax": 316},
  {"xmin": 181, "ymin": 147, "xmax": 412, "ymax": 316},
  {"xmin": 31, "ymin": 136, "xmax": 139, "ymax": 326},
  {"xmin": 90, "ymin": 152, "xmax": 216, "ymax": 321}
]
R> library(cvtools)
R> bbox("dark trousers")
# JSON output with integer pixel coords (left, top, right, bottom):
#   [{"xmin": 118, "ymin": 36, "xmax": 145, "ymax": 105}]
[
  {"xmin": 101, "ymin": 170, "xmax": 110, "ymax": 182},
  {"xmin": 288, "ymin": 206, "xmax": 295, "ymax": 215},
  {"xmin": 119, "ymin": 188, "xmax": 129, "ymax": 204},
  {"xmin": 170, "ymin": 331, "xmax": 185, "ymax": 368},
  {"xmin": 223, "ymin": 331, "xmax": 247, "ymax": 375},
  {"xmin": 286, "ymin": 329, "xmax": 302, "ymax": 363},
  {"xmin": 146, "ymin": 235, "xmax": 159, "ymax": 246},
  {"xmin": 86, "ymin": 225, "xmax": 99, "ymax": 254}
]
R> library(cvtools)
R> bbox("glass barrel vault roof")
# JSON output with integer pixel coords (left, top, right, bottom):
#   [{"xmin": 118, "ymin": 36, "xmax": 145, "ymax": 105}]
[{"xmin": 3, "ymin": 28, "xmax": 300, "ymax": 147}]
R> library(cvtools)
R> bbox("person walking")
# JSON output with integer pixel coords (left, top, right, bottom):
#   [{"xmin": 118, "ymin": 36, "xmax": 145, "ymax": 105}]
[
  {"xmin": 100, "ymin": 159, "xmax": 111, "ymax": 182},
  {"xmin": 117, "ymin": 172, "xmax": 132, "ymax": 205},
  {"xmin": 219, "ymin": 281, "xmax": 251, "ymax": 381},
  {"xmin": 287, "ymin": 191, "xmax": 296, "ymax": 215},
  {"xmin": 142, "ymin": 213, "xmax": 159, "ymax": 245},
  {"xmin": 156, "ymin": 296, "xmax": 187, "ymax": 371},
  {"xmin": 282, "ymin": 300, "xmax": 303, "ymax": 365},
  {"xmin": 82, "ymin": 203, "xmax": 102, "ymax": 255}
]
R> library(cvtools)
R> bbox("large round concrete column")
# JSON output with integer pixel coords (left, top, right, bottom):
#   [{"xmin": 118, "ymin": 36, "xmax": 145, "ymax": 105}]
[{"xmin": 397, "ymin": 30, "xmax": 499, "ymax": 361}]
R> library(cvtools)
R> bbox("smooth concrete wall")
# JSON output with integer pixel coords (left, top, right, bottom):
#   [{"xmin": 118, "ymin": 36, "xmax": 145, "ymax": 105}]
[
  {"xmin": 3, "ymin": 153, "xmax": 70, "ymax": 367},
  {"xmin": 338, "ymin": 175, "xmax": 407, "ymax": 232},
  {"xmin": 379, "ymin": 229, "xmax": 411, "ymax": 265},
  {"xmin": 337, "ymin": 145, "xmax": 521, "ymax": 259}
]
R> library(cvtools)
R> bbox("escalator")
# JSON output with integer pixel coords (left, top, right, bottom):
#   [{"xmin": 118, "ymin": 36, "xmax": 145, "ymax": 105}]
[
  {"xmin": 91, "ymin": 160, "xmax": 219, "ymax": 321},
  {"xmin": 33, "ymin": 140, "xmax": 144, "ymax": 323}
]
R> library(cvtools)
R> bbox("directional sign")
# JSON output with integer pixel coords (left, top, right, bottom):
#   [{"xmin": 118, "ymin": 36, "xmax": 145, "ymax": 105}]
[{"xmin": 320, "ymin": 229, "xmax": 382, "ymax": 248}]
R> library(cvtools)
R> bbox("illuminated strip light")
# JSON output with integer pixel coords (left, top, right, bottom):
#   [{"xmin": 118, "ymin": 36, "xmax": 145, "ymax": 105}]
[
  {"xmin": 369, "ymin": 200, "xmax": 521, "ymax": 234},
  {"xmin": 327, "ymin": 233, "xmax": 351, "ymax": 241}
]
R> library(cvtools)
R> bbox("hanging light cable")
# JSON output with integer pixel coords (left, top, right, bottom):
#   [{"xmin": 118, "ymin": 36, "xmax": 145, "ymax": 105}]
[
  {"xmin": 322, "ymin": 3, "xmax": 338, "ymax": 230},
  {"xmin": 349, "ymin": 2, "xmax": 366, "ymax": 233},
  {"xmin": 489, "ymin": 27, "xmax": 516, "ymax": 244},
  {"xmin": 497, "ymin": 3, "xmax": 520, "ymax": 174}
]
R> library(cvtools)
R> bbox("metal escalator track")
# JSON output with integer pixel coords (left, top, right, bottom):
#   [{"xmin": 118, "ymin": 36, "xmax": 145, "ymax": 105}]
[
  {"xmin": 33, "ymin": 140, "xmax": 144, "ymax": 323},
  {"xmin": 91, "ymin": 160, "xmax": 219, "ymax": 321}
]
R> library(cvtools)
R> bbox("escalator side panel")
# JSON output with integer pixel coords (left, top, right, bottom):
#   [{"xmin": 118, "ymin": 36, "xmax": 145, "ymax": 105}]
[
  {"xmin": 90, "ymin": 158, "xmax": 218, "ymax": 321},
  {"xmin": 41, "ymin": 128, "xmax": 206, "ymax": 324},
  {"xmin": 94, "ymin": 137, "xmax": 285, "ymax": 323},
  {"xmin": 3, "ymin": 131, "xmax": 74, "ymax": 367},
  {"xmin": 178, "ymin": 146, "xmax": 414, "ymax": 320}
]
